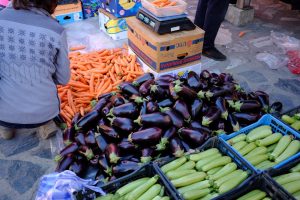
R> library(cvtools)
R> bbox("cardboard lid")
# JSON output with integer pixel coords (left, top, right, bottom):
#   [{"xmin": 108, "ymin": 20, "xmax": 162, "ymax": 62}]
[{"xmin": 54, "ymin": 0, "xmax": 82, "ymax": 15}]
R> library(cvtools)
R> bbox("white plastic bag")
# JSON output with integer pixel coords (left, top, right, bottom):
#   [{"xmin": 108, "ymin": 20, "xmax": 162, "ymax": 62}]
[{"xmin": 256, "ymin": 52, "xmax": 288, "ymax": 70}]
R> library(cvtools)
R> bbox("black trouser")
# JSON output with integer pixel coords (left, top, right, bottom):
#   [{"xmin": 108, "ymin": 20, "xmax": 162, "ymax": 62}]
[{"xmin": 194, "ymin": 0, "xmax": 230, "ymax": 49}]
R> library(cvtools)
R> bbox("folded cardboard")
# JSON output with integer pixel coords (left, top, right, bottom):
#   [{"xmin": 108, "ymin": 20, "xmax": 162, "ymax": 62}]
[
  {"xmin": 54, "ymin": 1, "xmax": 83, "ymax": 25},
  {"xmin": 99, "ymin": 0, "xmax": 142, "ymax": 18},
  {"xmin": 82, "ymin": 0, "xmax": 101, "ymax": 19},
  {"xmin": 127, "ymin": 17, "xmax": 204, "ymax": 73}
]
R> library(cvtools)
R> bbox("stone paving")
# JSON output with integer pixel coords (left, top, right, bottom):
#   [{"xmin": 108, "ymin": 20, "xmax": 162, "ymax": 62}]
[{"xmin": 1, "ymin": 0, "xmax": 300, "ymax": 199}]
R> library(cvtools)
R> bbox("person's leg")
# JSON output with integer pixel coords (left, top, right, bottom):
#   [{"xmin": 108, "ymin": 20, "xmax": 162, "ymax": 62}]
[
  {"xmin": 37, "ymin": 120, "xmax": 59, "ymax": 140},
  {"xmin": 0, "ymin": 126, "xmax": 15, "ymax": 140},
  {"xmin": 194, "ymin": 0, "xmax": 209, "ymax": 29}
]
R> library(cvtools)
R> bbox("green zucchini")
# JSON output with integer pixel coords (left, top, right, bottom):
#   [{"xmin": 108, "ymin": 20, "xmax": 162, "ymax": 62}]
[
  {"xmin": 95, "ymin": 194, "xmax": 114, "ymax": 200},
  {"xmin": 269, "ymin": 135, "xmax": 292, "ymax": 161},
  {"xmin": 290, "ymin": 163, "xmax": 300, "ymax": 172},
  {"xmin": 237, "ymin": 189, "xmax": 262, "ymax": 200},
  {"xmin": 274, "ymin": 172, "xmax": 300, "ymax": 185},
  {"xmin": 239, "ymin": 142, "xmax": 257, "ymax": 156},
  {"xmin": 196, "ymin": 153, "xmax": 222, "ymax": 171},
  {"xmin": 267, "ymin": 143, "xmax": 278, "ymax": 153},
  {"xmin": 291, "ymin": 121, "xmax": 300, "ymax": 131},
  {"xmin": 242, "ymin": 191, "xmax": 266, "ymax": 200},
  {"xmin": 199, "ymin": 193, "xmax": 219, "ymax": 200},
  {"xmin": 127, "ymin": 175, "xmax": 159, "ymax": 200},
  {"xmin": 228, "ymin": 134, "xmax": 247, "ymax": 145},
  {"xmin": 209, "ymin": 163, "xmax": 237, "ymax": 180},
  {"xmin": 171, "ymin": 172, "xmax": 206, "ymax": 188},
  {"xmin": 159, "ymin": 186, "xmax": 164, "ymax": 196},
  {"xmin": 255, "ymin": 160, "xmax": 275, "ymax": 170},
  {"xmin": 282, "ymin": 115, "xmax": 296, "ymax": 124},
  {"xmin": 293, "ymin": 190, "xmax": 300, "ymax": 197},
  {"xmin": 282, "ymin": 180, "xmax": 300, "ymax": 194},
  {"xmin": 166, "ymin": 170, "xmax": 196, "ymax": 180},
  {"xmin": 177, "ymin": 180, "xmax": 211, "ymax": 194},
  {"xmin": 174, "ymin": 161, "xmax": 195, "ymax": 171},
  {"xmin": 207, "ymin": 167, "xmax": 222, "ymax": 175},
  {"xmin": 218, "ymin": 171, "xmax": 248, "ymax": 194},
  {"xmin": 261, "ymin": 198, "xmax": 271, "ymax": 200},
  {"xmin": 161, "ymin": 157, "xmax": 187, "ymax": 173},
  {"xmin": 202, "ymin": 156, "xmax": 232, "ymax": 171},
  {"xmin": 275, "ymin": 140, "xmax": 300, "ymax": 163},
  {"xmin": 244, "ymin": 147, "xmax": 268, "ymax": 159},
  {"xmin": 248, "ymin": 154, "xmax": 269, "ymax": 166},
  {"xmin": 214, "ymin": 170, "xmax": 243, "ymax": 188},
  {"xmin": 160, "ymin": 197, "xmax": 170, "ymax": 200},
  {"xmin": 137, "ymin": 184, "xmax": 161, "ymax": 200},
  {"xmin": 152, "ymin": 196, "xmax": 161, "ymax": 200},
  {"xmin": 116, "ymin": 178, "xmax": 149, "ymax": 196},
  {"xmin": 246, "ymin": 127, "xmax": 272, "ymax": 143},
  {"xmin": 233, "ymin": 141, "xmax": 248, "ymax": 151},
  {"xmin": 256, "ymin": 133, "xmax": 282, "ymax": 147},
  {"xmin": 188, "ymin": 148, "xmax": 219, "ymax": 161},
  {"xmin": 182, "ymin": 188, "xmax": 210, "ymax": 200}
]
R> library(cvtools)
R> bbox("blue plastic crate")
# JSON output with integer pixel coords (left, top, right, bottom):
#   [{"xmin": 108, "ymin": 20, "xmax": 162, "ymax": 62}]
[{"xmin": 220, "ymin": 114, "xmax": 300, "ymax": 171}]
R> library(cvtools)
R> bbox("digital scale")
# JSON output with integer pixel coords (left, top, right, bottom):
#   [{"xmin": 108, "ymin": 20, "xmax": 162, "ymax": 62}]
[{"xmin": 136, "ymin": 7, "xmax": 196, "ymax": 35}]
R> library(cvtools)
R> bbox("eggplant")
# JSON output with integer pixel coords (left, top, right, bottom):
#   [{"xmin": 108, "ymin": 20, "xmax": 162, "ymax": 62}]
[
  {"xmin": 199, "ymin": 80, "xmax": 209, "ymax": 90},
  {"xmin": 150, "ymin": 84, "xmax": 168, "ymax": 100},
  {"xmin": 201, "ymin": 103, "xmax": 209, "ymax": 115},
  {"xmin": 97, "ymin": 118, "xmax": 106, "ymax": 126},
  {"xmin": 146, "ymin": 101, "xmax": 159, "ymax": 113},
  {"xmin": 55, "ymin": 142, "xmax": 79, "ymax": 162},
  {"xmin": 95, "ymin": 133, "xmax": 108, "ymax": 153},
  {"xmin": 174, "ymin": 99, "xmax": 191, "ymax": 121},
  {"xmin": 112, "ymin": 161, "xmax": 140, "ymax": 176},
  {"xmin": 162, "ymin": 108, "xmax": 184, "ymax": 129},
  {"xmin": 118, "ymin": 139, "xmax": 136, "ymax": 153},
  {"xmin": 75, "ymin": 132, "xmax": 86, "ymax": 146},
  {"xmin": 233, "ymin": 112, "xmax": 260, "ymax": 125},
  {"xmin": 63, "ymin": 128, "xmax": 75, "ymax": 146},
  {"xmin": 248, "ymin": 92, "xmax": 257, "ymax": 100},
  {"xmin": 111, "ymin": 95, "xmax": 126, "ymax": 107},
  {"xmin": 133, "ymin": 73, "xmax": 154, "ymax": 87},
  {"xmin": 98, "ymin": 125, "xmax": 120, "ymax": 140},
  {"xmin": 157, "ymin": 98, "xmax": 174, "ymax": 108},
  {"xmin": 202, "ymin": 107, "xmax": 221, "ymax": 126},
  {"xmin": 130, "ymin": 95, "xmax": 146, "ymax": 105},
  {"xmin": 111, "ymin": 102, "xmax": 139, "ymax": 118},
  {"xmin": 101, "ymin": 102, "xmax": 113, "ymax": 117},
  {"xmin": 105, "ymin": 143, "xmax": 120, "ymax": 164},
  {"xmin": 139, "ymin": 79, "xmax": 155, "ymax": 96},
  {"xmin": 255, "ymin": 91, "xmax": 270, "ymax": 112},
  {"xmin": 98, "ymin": 92, "xmax": 116, "ymax": 101},
  {"xmin": 173, "ymin": 84, "xmax": 197, "ymax": 100},
  {"xmin": 79, "ymin": 146, "xmax": 94, "ymax": 160},
  {"xmin": 229, "ymin": 100, "xmax": 261, "ymax": 112},
  {"xmin": 216, "ymin": 97, "xmax": 229, "ymax": 120},
  {"xmin": 269, "ymin": 101, "xmax": 283, "ymax": 114},
  {"xmin": 181, "ymin": 140, "xmax": 192, "ymax": 152},
  {"xmin": 85, "ymin": 131, "xmax": 96, "ymax": 145},
  {"xmin": 135, "ymin": 113, "xmax": 171, "ymax": 127},
  {"xmin": 157, "ymin": 74, "xmax": 176, "ymax": 83},
  {"xmin": 170, "ymin": 137, "xmax": 185, "ymax": 157},
  {"xmin": 210, "ymin": 73, "xmax": 221, "ymax": 85},
  {"xmin": 156, "ymin": 126, "xmax": 177, "ymax": 151},
  {"xmin": 69, "ymin": 161, "xmax": 83, "ymax": 175},
  {"xmin": 190, "ymin": 99, "xmax": 203, "ymax": 119},
  {"xmin": 56, "ymin": 154, "xmax": 73, "ymax": 172},
  {"xmin": 155, "ymin": 79, "xmax": 171, "ymax": 88},
  {"xmin": 90, "ymin": 155, "xmax": 100, "ymax": 166},
  {"xmin": 129, "ymin": 128, "xmax": 162, "ymax": 145},
  {"xmin": 95, "ymin": 172, "xmax": 108, "ymax": 184},
  {"xmin": 110, "ymin": 117, "xmax": 134, "ymax": 133},
  {"xmin": 227, "ymin": 113, "xmax": 240, "ymax": 132},
  {"xmin": 140, "ymin": 101, "xmax": 147, "ymax": 115},
  {"xmin": 200, "ymin": 70, "xmax": 211, "ymax": 80},
  {"xmin": 169, "ymin": 83, "xmax": 179, "ymax": 100},
  {"xmin": 141, "ymin": 148, "xmax": 154, "ymax": 163},
  {"xmin": 82, "ymin": 165, "xmax": 99, "ymax": 180},
  {"xmin": 189, "ymin": 121, "xmax": 212, "ymax": 134},
  {"xmin": 94, "ymin": 93, "xmax": 114, "ymax": 112},
  {"xmin": 71, "ymin": 113, "xmax": 81, "ymax": 126},
  {"xmin": 76, "ymin": 110, "xmax": 99, "ymax": 130},
  {"xmin": 224, "ymin": 73, "xmax": 234, "ymax": 82},
  {"xmin": 54, "ymin": 114, "xmax": 66, "ymax": 128},
  {"xmin": 186, "ymin": 71, "xmax": 201, "ymax": 90},
  {"xmin": 179, "ymin": 128, "xmax": 207, "ymax": 146},
  {"xmin": 204, "ymin": 86, "xmax": 231, "ymax": 100},
  {"xmin": 117, "ymin": 82, "xmax": 139, "ymax": 96},
  {"xmin": 98, "ymin": 154, "xmax": 112, "ymax": 175}
]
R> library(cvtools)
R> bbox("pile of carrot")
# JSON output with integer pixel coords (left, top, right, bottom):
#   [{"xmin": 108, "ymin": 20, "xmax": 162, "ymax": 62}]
[
  {"xmin": 152, "ymin": 0, "xmax": 177, "ymax": 7},
  {"xmin": 57, "ymin": 47, "xmax": 143, "ymax": 126}
]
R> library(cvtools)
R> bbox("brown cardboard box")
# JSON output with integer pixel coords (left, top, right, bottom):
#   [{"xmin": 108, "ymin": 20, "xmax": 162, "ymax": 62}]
[
  {"xmin": 53, "ymin": 1, "xmax": 83, "ymax": 24},
  {"xmin": 127, "ymin": 17, "xmax": 205, "ymax": 73}
]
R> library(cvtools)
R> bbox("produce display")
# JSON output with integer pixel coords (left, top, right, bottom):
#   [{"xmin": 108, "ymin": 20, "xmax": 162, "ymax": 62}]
[
  {"xmin": 236, "ymin": 190, "xmax": 271, "ymax": 200},
  {"xmin": 95, "ymin": 176, "xmax": 170, "ymax": 200},
  {"xmin": 282, "ymin": 112, "xmax": 300, "ymax": 131},
  {"xmin": 272, "ymin": 163, "xmax": 300, "ymax": 199},
  {"xmin": 57, "ymin": 47, "xmax": 143, "ymax": 126},
  {"xmin": 151, "ymin": 0, "xmax": 177, "ymax": 7},
  {"xmin": 160, "ymin": 148, "xmax": 250, "ymax": 200},
  {"xmin": 226, "ymin": 125, "xmax": 300, "ymax": 170}
]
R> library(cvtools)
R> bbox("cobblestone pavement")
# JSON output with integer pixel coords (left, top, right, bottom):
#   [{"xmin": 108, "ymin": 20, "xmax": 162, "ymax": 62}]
[{"xmin": 0, "ymin": 1, "xmax": 300, "ymax": 199}]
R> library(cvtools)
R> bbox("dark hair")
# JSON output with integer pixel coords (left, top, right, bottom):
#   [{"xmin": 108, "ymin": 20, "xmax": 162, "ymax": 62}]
[{"xmin": 13, "ymin": 0, "xmax": 58, "ymax": 14}]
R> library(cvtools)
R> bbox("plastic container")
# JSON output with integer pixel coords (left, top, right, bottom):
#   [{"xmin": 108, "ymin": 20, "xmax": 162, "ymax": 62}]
[
  {"xmin": 155, "ymin": 137, "xmax": 257, "ymax": 200},
  {"xmin": 141, "ymin": 0, "xmax": 187, "ymax": 17},
  {"xmin": 220, "ymin": 114, "xmax": 300, "ymax": 171},
  {"xmin": 75, "ymin": 164, "xmax": 180, "ymax": 200}
]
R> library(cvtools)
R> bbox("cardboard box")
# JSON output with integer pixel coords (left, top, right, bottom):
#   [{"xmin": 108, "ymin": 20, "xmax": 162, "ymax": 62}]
[
  {"xmin": 54, "ymin": 1, "xmax": 83, "ymax": 25},
  {"xmin": 127, "ymin": 17, "xmax": 204, "ymax": 73},
  {"xmin": 98, "ymin": 9, "xmax": 128, "ymax": 40},
  {"xmin": 99, "ymin": 0, "xmax": 142, "ymax": 18},
  {"xmin": 82, "ymin": 0, "xmax": 101, "ymax": 19}
]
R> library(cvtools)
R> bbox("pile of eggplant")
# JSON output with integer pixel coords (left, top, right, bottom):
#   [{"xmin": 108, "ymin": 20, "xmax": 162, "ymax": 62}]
[{"xmin": 55, "ymin": 70, "xmax": 282, "ymax": 182}]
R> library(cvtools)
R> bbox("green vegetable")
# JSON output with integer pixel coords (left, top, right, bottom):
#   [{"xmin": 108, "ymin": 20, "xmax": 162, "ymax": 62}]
[
  {"xmin": 182, "ymin": 188, "xmax": 210, "ymax": 200},
  {"xmin": 275, "ymin": 140, "xmax": 300, "ymax": 163},
  {"xmin": 202, "ymin": 156, "xmax": 232, "ymax": 171},
  {"xmin": 171, "ymin": 172, "xmax": 206, "ymax": 188},
  {"xmin": 214, "ymin": 170, "xmax": 244, "ymax": 188},
  {"xmin": 161, "ymin": 157, "xmax": 187, "ymax": 173},
  {"xmin": 274, "ymin": 172, "xmax": 300, "ymax": 185},
  {"xmin": 188, "ymin": 148, "xmax": 219, "ymax": 161},
  {"xmin": 218, "ymin": 171, "xmax": 248, "ymax": 194},
  {"xmin": 293, "ymin": 191, "xmax": 300, "ymax": 199},
  {"xmin": 291, "ymin": 121, "xmax": 300, "ymax": 131},
  {"xmin": 159, "ymin": 186, "xmax": 164, "ymax": 196},
  {"xmin": 256, "ymin": 133, "xmax": 282, "ymax": 147},
  {"xmin": 237, "ymin": 189, "xmax": 262, "ymax": 200},
  {"xmin": 196, "ymin": 153, "xmax": 222, "ymax": 171},
  {"xmin": 199, "ymin": 193, "xmax": 219, "ymax": 200},
  {"xmin": 166, "ymin": 170, "xmax": 196, "ymax": 180},
  {"xmin": 239, "ymin": 142, "xmax": 257, "ymax": 156},
  {"xmin": 255, "ymin": 160, "xmax": 274, "ymax": 169},
  {"xmin": 228, "ymin": 134, "xmax": 246, "ymax": 145},
  {"xmin": 242, "ymin": 191, "xmax": 266, "ymax": 200},
  {"xmin": 209, "ymin": 163, "xmax": 237, "ymax": 180},
  {"xmin": 246, "ymin": 126, "xmax": 272, "ymax": 143},
  {"xmin": 160, "ymin": 197, "xmax": 170, "ymax": 200},
  {"xmin": 177, "ymin": 180, "xmax": 211, "ymax": 194},
  {"xmin": 137, "ymin": 184, "xmax": 161, "ymax": 200},
  {"xmin": 269, "ymin": 135, "xmax": 292, "ymax": 161},
  {"xmin": 174, "ymin": 161, "xmax": 195, "ymax": 171},
  {"xmin": 290, "ymin": 163, "xmax": 300, "ymax": 172},
  {"xmin": 281, "ymin": 115, "xmax": 296, "ymax": 124},
  {"xmin": 127, "ymin": 175, "xmax": 159, "ymax": 200},
  {"xmin": 267, "ymin": 143, "xmax": 278, "ymax": 153},
  {"xmin": 282, "ymin": 180, "xmax": 300, "ymax": 194},
  {"xmin": 261, "ymin": 198, "xmax": 271, "ymax": 200},
  {"xmin": 116, "ymin": 178, "xmax": 149, "ymax": 196},
  {"xmin": 232, "ymin": 141, "xmax": 248, "ymax": 151},
  {"xmin": 152, "ymin": 196, "xmax": 161, "ymax": 200},
  {"xmin": 248, "ymin": 154, "xmax": 269, "ymax": 166},
  {"xmin": 95, "ymin": 194, "xmax": 114, "ymax": 200},
  {"xmin": 244, "ymin": 147, "xmax": 268, "ymax": 159},
  {"xmin": 207, "ymin": 167, "xmax": 222, "ymax": 175}
]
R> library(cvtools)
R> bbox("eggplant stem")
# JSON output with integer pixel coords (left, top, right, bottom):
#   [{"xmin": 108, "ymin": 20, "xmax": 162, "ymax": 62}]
[
  {"xmin": 128, "ymin": 134, "xmax": 133, "ymax": 143},
  {"xmin": 159, "ymin": 107, "xmax": 170, "ymax": 113},
  {"xmin": 205, "ymin": 91, "xmax": 213, "ymax": 100},
  {"xmin": 233, "ymin": 101, "xmax": 243, "ymax": 112},
  {"xmin": 174, "ymin": 149, "xmax": 184, "ymax": 158},
  {"xmin": 173, "ymin": 84, "xmax": 182, "ymax": 93},
  {"xmin": 222, "ymin": 111, "xmax": 229, "ymax": 120},
  {"xmin": 141, "ymin": 156, "xmax": 152, "ymax": 163},
  {"xmin": 133, "ymin": 117, "xmax": 142, "ymax": 126},
  {"xmin": 197, "ymin": 91, "xmax": 206, "ymax": 99},
  {"xmin": 90, "ymin": 100, "xmax": 97, "ymax": 108},
  {"xmin": 202, "ymin": 117, "xmax": 212, "ymax": 126},
  {"xmin": 54, "ymin": 155, "xmax": 63, "ymax": 162},
  {"xmin": 74, "ymin": 124, "xmax": 80, "ymax": 131},
  {"xmin": 132, "ymin": 81, "xmax": 139, "ymax": 87},
  {"xmin": 107, "ymin": 108, "xmax": 114, "ymax": 117},
  {"xmin": 59, "ymin": 123, "xmax": 67, "ymax": 130},
  {"xmin": 227, "ymin": 100, "xmax": 235, "ymax": 108},
  {"xmin": 156, "ymin": 138, "xmax": 168, "ymax": 151},
  {"xmin": 134, "ymin": 97, "xmax": 144, "ymax": 104},
  {"xmin": 109, "ymin": 153, "xmax": 120, "ymax": 164},
  {"xmin": 63, "ymin": 140, "xmax": 72, "ymax": 146},
  {"xmin": 105, "ymin": 167, "xmax": 112, "ymax": 176},
  {"xmin": 150, "ymin": 84, "xmax": 158, "ymax": 92},
  {"xmin": 233, "ymin": 123, "xmax": 240, "ymax": 132},
  {"xmin": 173, "ymin": 80, "xmax": 182, "ymax": 85}
]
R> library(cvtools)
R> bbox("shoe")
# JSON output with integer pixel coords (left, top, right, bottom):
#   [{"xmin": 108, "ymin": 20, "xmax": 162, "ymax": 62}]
[
  {"xmin": 37, "ymin": 120, "xmax": 58, "ymax": 140},
  {"xmin": 0, "ymin": 126, "xmax": 15, "ymax": 140},
  {"xmin": 203, "ymin": 47, "xmax": 227, "ymax": 61}
]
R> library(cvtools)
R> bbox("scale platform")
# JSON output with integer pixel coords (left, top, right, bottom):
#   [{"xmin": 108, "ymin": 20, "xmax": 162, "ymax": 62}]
[{"xmin": 136, "ymin": 8, "xmax": 196, "ymax": 35}]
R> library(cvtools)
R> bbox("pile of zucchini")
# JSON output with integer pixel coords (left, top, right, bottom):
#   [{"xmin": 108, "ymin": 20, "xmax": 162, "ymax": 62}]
[
  {"xmin": 237, "ymin": 190, "xmax": 271, "ymax": 200},
  {"xmin": 227, "ymin": 125, "xmax": 300, "ymax": 170},
  {"xmin": 160, "ymin": 148, "xmax": 249, "ymax": 200},
  {"xmin": 96, "ymin": 176, "xmax": 170, "ymax": 200},
  {"xmin": 282, "ymin": 113, "xmax": 300, "ymax": 131},
  {"xmin": 272, "ymin": 162, "xmax": 300, "ymax": 199}
]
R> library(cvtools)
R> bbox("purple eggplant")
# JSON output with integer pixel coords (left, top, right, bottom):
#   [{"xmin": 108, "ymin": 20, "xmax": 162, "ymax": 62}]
[
  {"xmin": 129, "ymin": 128, "xmax": 162, "ymax": 145},
  {"xmin": 118, "ymin": 139, "xmax": 136, "ymax": 153},
  {"xmin": 140, "ymin": 101, "xmax": 147, "ymax": 115},
  {"xmin": 229, "ymin": 100, "xmax": 261, "ymax": 112},
  {"xmin": 98, "ymin": 154, "xmax": 112, "ymax": 175},
  {"xmin": 139, "ymin": 79, "xmax": 155, "ymax": 96},
  {"xmin": 157, "ymin": 98, "xmax": 174, "ymax": 108},
  {"xmin": 255, "ymin": 91, "xmax": 270, "ymax": 112},
  {"xmin": 170, "ymin": 137, "xmax": 185, "ymax": 157},
  {"xmin": 111, "ymin": 95, "xmax": 126, "ymax": 107},
  {"xmin": 79, "ymin": 146, "xmax": 94, "ymax": 160},
  {"xmin": 111, "ymin": 102, "xmax": 139, "ymax": 118},
  {"xmin": 141, "ymin": 148, "xmax": 154, "ymax": 163},
  {"xmin": 227, "ymin": 113, "xmax": 240, "ymax": 132},
  {"xmin": 204, "ymin": 86, "xmax": 231, "ymax": 100},
  {"xmin": 248, "ymin": 92, "xmax": 257, "ymax": 100},
  {"xmin": 95, "ymin": 133, "xmax": 108, "ymax": 153},
  {"xmin": 117, "ymin": 82, "xmax": 139, "ymax": 96},
  {"xmin": 174, "ymin": 99, "xmax": 191, "ymax": 121},
  {"xmin": 181, "ymin": 140, "xmax": 192, "ymax": 152},
  {"xmin": 216, "ymin": 97, "xmax": 229, "ymax": 120},
  {"xmin": 56, "ymin": 154, "xmax": 73, "ymax": 172},
  {"xmin": 169, "ymin": 83, "xmax": 179, "ymax": 100},
  {"xmin": 150, "ymin": 84, "xmax": 168, "ymax": 100},
  {"xmin": 55, "ymin": 142, "xmax": 79, "ymax": 162},
  {"xmin": 110, "ymin": 117, "xmax": 134, "ymax": 133},
  {"xmin": 90, "ymin": 155, "xmax": 100, "ymax": 166},
  {"xmin": 98, "ymin": 92, "xmax": 116, "ymax": 101},
  {"xmin": 146, "ymin": 101, "xmax": 159, "ymax": 113},
  {"xmin": 71, "ymin": 113, "xmax": 81, "ymax": 126},
  {"xmin": 202, "ymin": 107, "xmax": 221, "ymax": 126},
  {"xmin": 98, "ymin": 125, "xmax": 119, "ymax": 139},
  {"xmin": 233, "ymin": 112, "xmax": 260, "ymax": 125},
  {"xmin": 85, "ymin": 131, "xmax": 96, "ymax": 145},
  {"xmin": 75, "ymin": 132, "xmax": 86, "ymax": 146},
  {"xmin": 162, "ymin": 108, "xmax": 184, "ymax": 128},
  {"xmin": 76, "ymin": 110, "xmax": 99, "ymax": 130},
  {"xmin": 179, "ymin": 128, "xmax": 207, "ymax": 146},
  {"xmin": 158, "ymin": 74, "xmax": 176, "ymax": 83},
  {"xmin": 224, "ymin": 73, "xmax": 234, "ymax": 82},
  {"xmin": 199, "ymin": 80, "xmax": 209, "ymax": 90},
  {"xmin": 200, "ymin": 70, "xmax": 211, "ymax": 80},
  {"xmin": 105, "ymin": 143, "xmax": 120, "ymax": 164},
  {"xmin": 190, "ymin": 99, "xmax": 203, "ymax": 119},
  {"xmin": 186, "ymin": 71, "xmax": 201, "ymax": 90},
  {"xmin": 189, "ymin": 121, "xmax": 212, "ymax": 135},
  {"xmin": 134, "ymin": 113, "xmax": 171, "ymax": 127},
  {"xmin": 130, "ymin": 95, "xmax": 146, "ymax": 105},
  {"xmin": 63, "ymin": 128, "xmax": 75, "ymax": 146},
  {"xmin": 94, "ymin": 93, "xmax": 114, "ymax": 112},
  {"xmin": 112, "ymin": 161, "xmax": 140, "ymax": 176},
  {"xmin": 173, "ymin": 84, "xmax": 197, "ymax": 100},
  {"xmin": 269, "ymin": 101, "xmax": 283, "ymax": 114},
  {"xmin": 101, "ymin": 102, "xmax": 113, "ymax": 117},
  {"xmin": 155, "ymin": 79, "xmax": 171, "ymax": 88},
  {"xmin": 133, "ymin": 73, "xmax": 154, "ymax": 87},
  {"xmin": 82, "ymin": 165, "xmax": 99, "ymax": 180},
  {"xmin": 201, "ymin": 103, "xmax": 209, "ymax": 115},
  {"xmin": 69, "ymin": 161, "xmax": 83, "ymax": 175},
  {"xmin": 156, "ymin": 126, "xmax": 177, "ymax": 151},
  {"xmin": 210, "ymin": 73, "xmax": 221, "ymax": 85}
]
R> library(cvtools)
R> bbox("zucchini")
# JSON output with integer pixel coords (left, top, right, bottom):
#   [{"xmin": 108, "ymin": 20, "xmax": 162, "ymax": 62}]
[
  {"xmin": 246, "ymin": 126, "xmax": 271, "ymax": 139},
  {"xmin": 275, "ymin": 140, "xmax": 300, "ymax": 163},
  {"xmin": 207, "ymin": 167, "xmax": 222, "ymax": 175},
  {"xmin": 291, "ymin": 121, "xmax": 300, "ymax": 131},
  {"xmin": 214, "ymin": 170, "xmax": 243, "ymax": 188},
  {"xmin": 199, "ymin": 193, "xmax": 219, "ymax": 200},
  {"xmin": 261, "ymin": 198, "xmax": 271, "ymax": 200},
  {"xmin": 244, "ymin": 147, "xmax": 268, "ymax": 159},
  {"xmin": 127, "ymin": 175, "xmax": 159, "ymax": 200},
  {"xmin": 291, "ymin": 163, "xmax": 300, "ymax": 172},
  {"xmin": 242, "ymin": 191, "xmax": 266, "ymax": 200},
  {"xmin": 188, "ymin": 148, "xmax": 219, "ymax": 161},
  {"xmin": 137, "ymin": 184, "xmax": 161, "ymax": 200},
  {"xmin": 228, "ymin": 134, "xmax": 247, "ymax": 145},
  {"xmin": 160, "ymin": 197, "xmax": 170, "ymax": 200},
  {"xmin": 161, "ymin": 157, "xmax": 187, "ymax": 173},
  {"xmin": 166, "ymin": 170, "xmax": 196, "ymax": 180},
  {"xmin": 269, "ymin": 135, "xmax": 292, "ymax": 161},
  {"xmin": 174, "ymin": 161, "xmax": 195, "ymax": 171},
  {"xmin": 233, "ymin": 141, "xmax": 248, "ymax": 151},
  {"xmin": 267, "ymin": 143, "xmax": 278, "ymax": 153},
  {"xmin": 237, "ymin": 189, "xmax": 262, "ymax": 200},
  {"xmin": 209, "ymin": 163, "xmax": 237, "ymax": 180},
  {"xmin": 282, "ymin": 180, "xmax": 300, "ymax": 194},
  {"xmin": 152, "ymin": 196, "xmax": 161, "ymax": 200},
  {"xmin": 256, "ymin": 133, "xmax": 282, "ymax": 147},
  {"xmin": 218, "ymin": 171, "xmax": 248, "ymax": 194},
  {"xmin": 248, "ymin": 154, "xmax": 269, "ymax": 166},
  {"xmin": 255, "ymin": 160, "xmax": 275, "ymax": 170},
  {"xmin": 246, "ymin": 128, "xmax": 272, "ymax": 143},
  {"xmin": 293, "ymin": 190, "xmax": 300, "ymax": 197},
  {"xmin": 171, "ymin": 172, "xmax": 206, "ymax": 188},
  {"xmin": 202, "ymin": 156, "xmax": 232, "ymax": 171},
  {"xmin": 196, "ymin": 153, "xmax": 222, "ymax": 171},
  {"xmin": 177, "ymin": 180, "xmax": 211, "ymax": 194},
  {"xmin": 282, "ymin": 115, "xmax": 296, "ymax": 124},
  {"xmin": 159, "ymin": 186, "xmax": 164, "ymax": 196},
  {"xmin": 116, "ymin": 178, "xmax": 149, "ymax": 196},
  {"xmin": 182, "ymin": 188, "xmax": 210, "ymax": 200},
  {"xmin": 274, "ymin": 172, "xmax": 300, "ymax": 185},
  {"xmin": 239, "ymin": 142, "xmax": 257, "ymax": 156},
  {"xmin": 95, "ymin": 194, "xmax": 114, "ymax": 200}
]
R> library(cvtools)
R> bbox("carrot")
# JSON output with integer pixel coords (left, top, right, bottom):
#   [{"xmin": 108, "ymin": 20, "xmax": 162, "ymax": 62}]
[
  {"xmin": 67, "ymin": 90, "xmax": 76, "ymax": 113},
  {"xmin": 239, "ymin": 31, "xmax": 246, "ymax": 37},
  {"xmin": 69, "ymin": 45, "xmax": 86, "ymax": 51},
  {"xmin": 69, "ymin": 81, "xmax": 89, "ymax": 89},
  {"xmin": 90, "ymin": 73, "xmax": 94, "ymax": 94},
  {"xmin": 65, "ymin": 105, "xmax": 75, "ymax": 117},
  {"xmin": 80, "ymin": 107, "xmax": 85, "ymax": 116}
]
